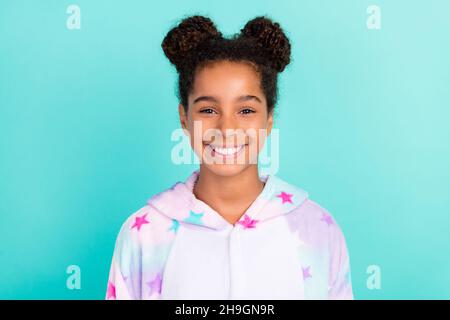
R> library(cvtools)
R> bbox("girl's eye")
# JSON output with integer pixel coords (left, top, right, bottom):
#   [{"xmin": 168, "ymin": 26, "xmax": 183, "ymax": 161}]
[
  {"xmin": 199, "ymin": 108, "xmax": 217, "ymax": 114},
  {"xmin": 240, "ymin": 108, "xmax": 255, "ymax": 114}
]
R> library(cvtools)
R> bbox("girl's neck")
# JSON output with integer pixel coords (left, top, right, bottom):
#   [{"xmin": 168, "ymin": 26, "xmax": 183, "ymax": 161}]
[{"xmin": 193, "ymin": 165, "xmax": 265, "ymax": 224}]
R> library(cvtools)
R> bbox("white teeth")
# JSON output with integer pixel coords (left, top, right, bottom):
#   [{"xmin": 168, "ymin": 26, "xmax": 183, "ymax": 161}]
[{"xmin": 209, "ymin": 145, "xmax": 244, "ymax": 156}]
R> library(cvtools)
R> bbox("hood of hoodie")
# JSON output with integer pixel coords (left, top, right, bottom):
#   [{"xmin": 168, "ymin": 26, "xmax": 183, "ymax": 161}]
[{"xmin": 147, "ymin": 170, "xmax": 309, "ymax": 230}]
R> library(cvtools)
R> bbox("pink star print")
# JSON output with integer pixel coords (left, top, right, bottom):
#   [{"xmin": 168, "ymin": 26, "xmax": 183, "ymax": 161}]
[
  {"xmin": 320, "ymin": 212, "xmax": 334, "ymax": 226},
  {"xmin": 131, "ymin": 213, "xmax": 149, "ymax": 231},
  {"xmin": 107, "ymin": 281, "xmax": 116, "ymax": 299},
  {"xmin": 302, "ymin": 266, "xmax": 312, "ymax": 280},
  {"xmin": 147, "ymin": 273, "xmax": 162, "ymax": 297},
  {"xmin": 237, "ymin": 214, "xmax": 259, "ymax": 229},
  {"xmin": 277, "ymin": 191, "xmax": 293, "ymax": 204}
]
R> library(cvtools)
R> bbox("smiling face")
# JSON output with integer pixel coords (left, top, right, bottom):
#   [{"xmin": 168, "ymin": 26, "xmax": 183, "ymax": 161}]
[{"xmin": 179, "ymin": 60, "xmax": 274, "ymax": 177}]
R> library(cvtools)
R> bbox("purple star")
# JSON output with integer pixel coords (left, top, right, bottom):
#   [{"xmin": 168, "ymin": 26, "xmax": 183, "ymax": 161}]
[
  {"xmin": 147, "ymin": 273, "xmax": 162, "ymax": 297},
  {"xmin": 320, "ymin": 212, "xmax": 334, "ymax": 226},
  {"xmin": 302, "ymin": 266, "xmax": 312, "ymax": 280}
]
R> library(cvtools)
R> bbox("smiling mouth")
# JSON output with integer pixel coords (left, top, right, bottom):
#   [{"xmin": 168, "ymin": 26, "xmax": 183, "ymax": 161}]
[{"xmin": 205, "ymin": 144, "xmax": 248, "ymax": 157}]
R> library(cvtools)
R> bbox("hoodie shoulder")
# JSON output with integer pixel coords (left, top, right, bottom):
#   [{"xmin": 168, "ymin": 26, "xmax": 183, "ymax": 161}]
[
  {"xmin": 116, "ymin": 200, "xmax": 178, "ymax": 249},
  {"xmin": 107, "ymin": 200, "xmax": 178, "ymax": 300},
  {"xmin": 289, "ymin": 198, "xmax": 344, "ymax": 234},
  {"xmin": 284, "ymin": 198, "xmax": 353, "ymax": 299}
]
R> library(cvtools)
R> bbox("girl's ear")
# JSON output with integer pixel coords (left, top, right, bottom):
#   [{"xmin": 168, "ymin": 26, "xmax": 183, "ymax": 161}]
[
  {"xmin": 178, "ymin": 104, "xmax": 189, "ymax": 135},
  {"xmin": 266, "ymin": 109, "xmax": 274, "ymax": 136}
]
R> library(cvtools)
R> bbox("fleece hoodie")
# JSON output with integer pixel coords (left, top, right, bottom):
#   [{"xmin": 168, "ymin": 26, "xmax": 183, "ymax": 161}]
[{"xmin": 105, "ymin": 169, "xmax": 353, "ymax": 300}]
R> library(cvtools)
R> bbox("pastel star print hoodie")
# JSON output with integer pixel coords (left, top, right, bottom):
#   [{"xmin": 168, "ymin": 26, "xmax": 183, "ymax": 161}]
[{"xmin": 105, "ymin": 170, "xmax": 353, "ymax": 300}]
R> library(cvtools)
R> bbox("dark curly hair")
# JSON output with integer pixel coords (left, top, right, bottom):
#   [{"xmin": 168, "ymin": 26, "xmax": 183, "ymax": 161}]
[{"xmin": 161, "ymin": 15, "xmax": 291, "ymax": 114}]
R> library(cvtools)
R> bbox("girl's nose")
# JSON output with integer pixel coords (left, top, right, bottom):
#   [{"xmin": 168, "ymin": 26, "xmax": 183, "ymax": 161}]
[
  {"xmin": 215, "ymin": 115, "xmax": 246, "ymax": 146},
  {"xmin": 217, "ymin": 114, "xmax": 238, "ymax": 137}
]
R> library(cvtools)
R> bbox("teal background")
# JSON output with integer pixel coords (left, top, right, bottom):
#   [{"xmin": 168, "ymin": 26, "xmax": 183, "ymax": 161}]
[{"xmin": 1, "ymin": 0, "xmax": 449, "ymax": 299}]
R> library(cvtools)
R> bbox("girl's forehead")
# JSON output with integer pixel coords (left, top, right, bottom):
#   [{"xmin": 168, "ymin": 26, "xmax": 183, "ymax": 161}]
[{"xmin": 192, "ymin": 60, "xmax": 263, "ymax": 96}]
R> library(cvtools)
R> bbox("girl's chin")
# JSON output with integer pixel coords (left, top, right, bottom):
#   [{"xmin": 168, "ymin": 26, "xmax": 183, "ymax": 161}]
[{"xmin": 201, "ymin": 163, "xmax": 250, "ymax": 177}]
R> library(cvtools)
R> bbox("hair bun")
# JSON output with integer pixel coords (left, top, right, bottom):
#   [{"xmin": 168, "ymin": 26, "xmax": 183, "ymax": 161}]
[
  {"xmin": 162, "ymin": 15, "xmax": 222, "ymax": 71},
  {"xmin": 240, "ymin": 16, "xmax": 291, "ymax": 72}
]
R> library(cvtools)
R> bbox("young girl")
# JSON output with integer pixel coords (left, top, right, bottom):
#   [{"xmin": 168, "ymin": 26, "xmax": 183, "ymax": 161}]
[{"xmin": 105, "ymin": 15, "xmax": 353, "ymax": 300}]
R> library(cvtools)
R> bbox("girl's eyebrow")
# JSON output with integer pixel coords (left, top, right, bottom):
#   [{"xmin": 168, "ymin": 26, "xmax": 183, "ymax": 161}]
[
  {"xmin": 236, "ymin": 95, "xmax": 262, "ymax": 104},
  {"xmin": 193, "ymin": 95, "xmax": 262, "ymax": 104},
  {"xmin": 193, "ymin": 96, "xmax": 218, "ymax": 104}
]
